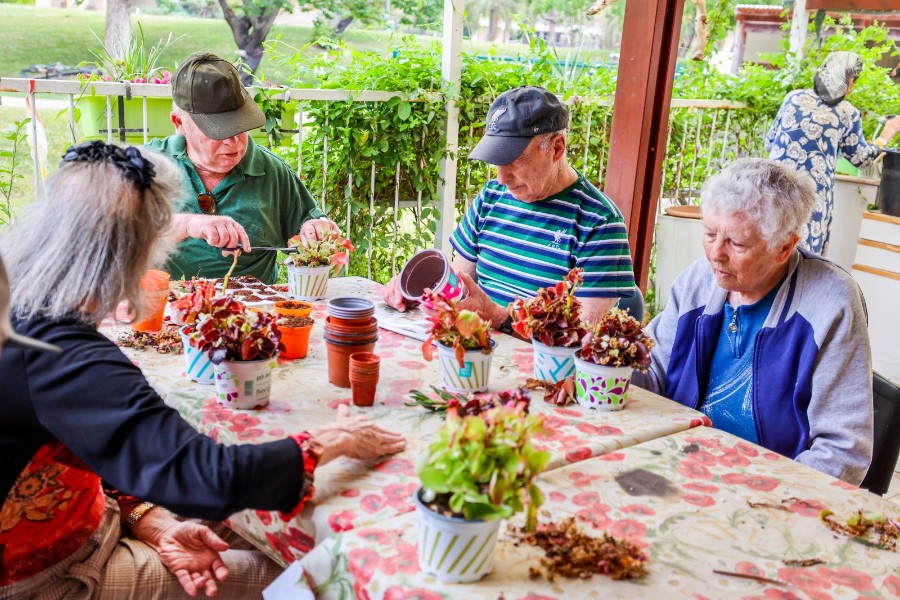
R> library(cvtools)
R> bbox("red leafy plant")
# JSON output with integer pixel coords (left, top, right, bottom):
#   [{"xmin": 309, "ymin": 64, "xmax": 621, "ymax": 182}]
[
  {"xmin": 189, "ymin": 296, "xmax": 282, "ymax": 364},
  {"xmin": 170, "ymin": 279, "xmax": 221, "ymax": 325},
  {"xmin": 283, "ymin": 231, "xmax": 355, "ymax": 274},
  {"xmin": 578, "ymin": 308, "xmax": 655, "ymax": 371},
  {"xmin": 510, "ymin": 267, "xmax": 587, "ymax": 347},
  {"xmin": 420, "ymin": 290, "xmax": 493, "ymax": 367}
]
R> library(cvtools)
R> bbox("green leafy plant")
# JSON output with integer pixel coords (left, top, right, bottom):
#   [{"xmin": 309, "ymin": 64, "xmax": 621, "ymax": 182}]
[
  {"xmin": 578, "ymin": 308, "xmax": 655, "ymax": 370},
  {"xmin": 510, "ymin": 267, "xmax": 586, "ymax": 347},
  {"xmin": 283, "ymin": 230, "xmax": 354, "ymax": 272},
  {"xmin": 416, "ymin": 392, "xmax": 550, "ymax": 531},
  {"xmin": 0, "ymin": 117, "xmax": 29, "ymax": 226},
  {"xmin": 420, "ymin": 290, "xmax": 493, "ymax": 367},
  {"xmin": 407, "ymin": 386, "xmax": 531, "ymax": 416},
  {"xmin": 80, "ymin": 24, "xmax": 181, "ymax": 83}
]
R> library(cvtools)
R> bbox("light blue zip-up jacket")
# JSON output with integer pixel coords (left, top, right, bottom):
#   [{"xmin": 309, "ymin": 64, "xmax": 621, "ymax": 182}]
[{"xmin": 634, "ymin": 248, "xmax": 873, "ymax": 484}]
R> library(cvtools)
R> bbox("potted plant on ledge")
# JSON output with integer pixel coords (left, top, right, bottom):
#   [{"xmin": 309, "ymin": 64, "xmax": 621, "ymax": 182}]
[
  {"xmin": 421, "ymin": 290, "xmax": 495, "ymax": 393},
  {"xmin": 573, "ymin": 308, "xmax": 655, "ymax": 411},
  {"xmin": 283, "ymin": 231, "xmax": 354, "ymax": 301},
  {"xmin": 414, "ymin": 392, "xmax": 550, "ymax": 582},
  {"xmin": 510, "ymin": 267, "xmax": 587, "ymax": 383},
  {"xmin": 189, "ymin": 297, "xmax": 282, "ymax": 409}
]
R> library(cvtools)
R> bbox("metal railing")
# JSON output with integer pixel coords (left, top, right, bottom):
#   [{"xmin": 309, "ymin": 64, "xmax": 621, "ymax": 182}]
[{"xmin": 1, "ymin": 77, "xmax": 763, "ymax": 279}]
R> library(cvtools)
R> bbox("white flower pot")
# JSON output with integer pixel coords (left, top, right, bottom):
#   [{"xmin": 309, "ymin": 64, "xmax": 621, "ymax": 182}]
[
  {"xmin": 213, "ymin": 356, "xmax": 278, "ymax": 409},
  {"xmin": 287, "ymin": 265, "xmax": 331, "ymax": 301},
  {"xmin": 573, "ymin": 355, "xmax": 633, "ymax": 411},
  {"xmin": 414, "ymin": 488, "xmax": 501, "ymax": 583},
  {"xmin": 180, "ymin": 326, "xmax": 215, "ymax": 385},
  {"xmin": 531, "ymin": 338, "xmax": 577, "ymax": 383},
  {"xmin": 436, "ymin": 340, "xmax": 496, "ymax": 393}
]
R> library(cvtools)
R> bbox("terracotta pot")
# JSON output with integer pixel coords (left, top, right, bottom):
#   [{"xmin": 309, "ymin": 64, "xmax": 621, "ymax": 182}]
[
  {"xmin": 349, "ymin": 352, "xmax": 380, "ymax": 374},
  {"xmin": 280, "ymin": 324, "xmax": 313, "ymax": 360},
  {"xmin": 326, "ymin": 339, "xmax": 376, "ymax": 388},
  {"xmin": 323, "ymin": 329, "xmax": 379, "ymax": 346},
  {"xmin": 274, "ymin": 300, "xmax": 314, "ymax": 318},
  {"xmin": 349, "ymin": 376, "xmax": 378, "ymax": 407},
  {"xmin": 132, "ymin": 270, "xmax": 170, "ymax": 332},
  {"xmin": 324, "ymin": 315, "xmax": 378, "ymax": 335}
]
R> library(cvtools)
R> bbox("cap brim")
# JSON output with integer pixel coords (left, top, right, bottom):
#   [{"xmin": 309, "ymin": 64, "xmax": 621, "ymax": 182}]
[
  {"xmin": 468, "ymin": 135, "xmax": 532, "ymax": 166},
  {"xmin": 189, "ymin": 93, "xmax": 266, "ymax": 140}
]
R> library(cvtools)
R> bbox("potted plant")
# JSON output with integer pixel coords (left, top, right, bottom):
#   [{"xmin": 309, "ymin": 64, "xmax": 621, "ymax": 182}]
[
  {"xmin": 277, "ymin": 314, "xmax": 314, "ymax": 360},
  {"xmin": 420, "ymin": 290, "xmax": 496, "ymax": 393},
  {"xmin": 510, "ymin": 267, "xmax": 587, "ymax": 383},
  {"xmin": 414, "ymin": 392, "xmax": 550, "ymax": 583},
  {"xmin": 282, "ymin": 231, "xmax": 354, "ymax": 301},
  {"xmin": 76, "ymin": 25, "xmax": 181, "ymax": 143},
  {"xmin": 573, "ymin": 308, "xmax": 655, "ymax": 411},
  {"xmin": 169, "ymin": 279, "xmax": 225, "ymax": 384},
  {"xmin": 189, "ymin": 297, "xmax": 282, "ymax": 409}
]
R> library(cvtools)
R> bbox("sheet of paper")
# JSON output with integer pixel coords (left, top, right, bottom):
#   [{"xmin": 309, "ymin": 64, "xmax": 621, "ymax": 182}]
[
  {"xmin": 263, "ymin": 561, "xmax": 314, "ymax": 600},
  {"xmin": 373, "ymin": 301, "xmax": 431, "ymax": 341}
]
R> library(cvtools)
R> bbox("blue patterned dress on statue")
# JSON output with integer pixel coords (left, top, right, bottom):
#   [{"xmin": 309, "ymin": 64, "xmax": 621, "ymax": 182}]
[{"xmin": 765, "ymin": 89, "xmax": 880, "ymax": 255}]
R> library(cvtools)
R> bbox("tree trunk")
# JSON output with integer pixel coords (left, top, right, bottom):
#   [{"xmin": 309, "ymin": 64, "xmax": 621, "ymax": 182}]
[
  {"xmin": 217, "ymin": 0, "xmax": 283, "ymax": 84},
  {"xmin": 487, "ymin": 7, "xmax": 498, "ymax": 42},
  {"xmin": 104, "ymin": 0, "xmax": 132, "ymax": 60}
]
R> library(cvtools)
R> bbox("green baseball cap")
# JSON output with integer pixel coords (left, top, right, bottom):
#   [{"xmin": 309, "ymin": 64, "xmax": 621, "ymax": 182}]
[
  {"xmin": 469, "ymin": 86, "xmax": 569, "ymax": 166},
  {"xmin": 172, "ymin": 52, "xmax": 266, "ymax": 140}
]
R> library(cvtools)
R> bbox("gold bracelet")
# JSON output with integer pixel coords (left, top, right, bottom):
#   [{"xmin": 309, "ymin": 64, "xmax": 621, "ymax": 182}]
[
  {"xmin": 124, "ymin": 501, "xmax": 157, "ymax": 530},
  {"xmin": 875, "ymin": 137, "xmax": 887, "ymax": 148}
]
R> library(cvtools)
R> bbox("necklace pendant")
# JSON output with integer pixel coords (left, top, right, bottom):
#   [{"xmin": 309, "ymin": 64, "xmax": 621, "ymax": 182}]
[{"xmin": 728, "ymin": 322, "xmax": 738, "ymax": 332}]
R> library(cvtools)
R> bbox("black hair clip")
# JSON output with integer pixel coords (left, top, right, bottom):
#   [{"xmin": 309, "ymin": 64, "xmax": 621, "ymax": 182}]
[{"xmin": 61, "ymin": 141, "xmax": 156, "ymax": 192}]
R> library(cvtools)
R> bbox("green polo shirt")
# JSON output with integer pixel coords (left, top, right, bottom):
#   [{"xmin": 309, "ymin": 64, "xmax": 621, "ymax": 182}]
[{"xmin": 147, "ymin": 135, "xmax": 325, "ymax": 283}]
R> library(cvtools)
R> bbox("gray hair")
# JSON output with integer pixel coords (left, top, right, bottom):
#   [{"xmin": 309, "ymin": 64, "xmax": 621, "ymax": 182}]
[
  {"xmin": 700, "ymin": 158, "xmax": 816, "ymax": 249},
  {"xmin": 535, "ymin": 130, "xmax": 567, "ymax": 153},
  {"xmin": 0, "ymin": 147, "xmax": 183, "ymax": 325}
]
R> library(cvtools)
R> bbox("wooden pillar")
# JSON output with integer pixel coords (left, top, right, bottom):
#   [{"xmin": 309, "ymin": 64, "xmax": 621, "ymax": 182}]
[{"xmin": 603, "ymin": 0, "xmax": 686, "ymax": 292}]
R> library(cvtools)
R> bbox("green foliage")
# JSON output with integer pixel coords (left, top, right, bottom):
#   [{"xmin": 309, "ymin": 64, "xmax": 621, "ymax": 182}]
[
  {"xmin": 416, "ymin": 402, "xmax": 550, "ymax": 530},
  {"xmin": 0, "ymin": 118, "xmax": 30, "ymax": 226}
]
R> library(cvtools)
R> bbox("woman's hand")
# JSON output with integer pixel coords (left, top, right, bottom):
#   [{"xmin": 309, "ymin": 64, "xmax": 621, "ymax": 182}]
[
  {"xmin": 311, "ymin": 405, "xmax": 406, "ymax": 465},
  {"xmin": 156, "ymin": 521, "xmax": 230, "ymax": 597}
]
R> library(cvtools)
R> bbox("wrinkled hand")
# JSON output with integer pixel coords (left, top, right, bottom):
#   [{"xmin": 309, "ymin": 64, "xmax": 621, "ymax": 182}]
[
  {"xmin": 183, "ymin": 214, "xmax": 251, "ymax": 255},
  {"xmin": 456, "ymin": 272, "xmax": 507, "ymax": 327},
  {"xmin": 382, "ymin": 275, "xmax": 414, "ymax": 312},
  {"xmin": 157, "ymin": 521, "xmax": 230, "ymax": 598},
  {"xmin": 298, "ymin": 218, "xmax": 340, "ymax": 246},
  {"xmin": 882, "ymin": 116, "xmax": 900, "ymax": 143},
  {"xmin": 312, "ymin": 405, "xmax": 406, "ymax": 465}
]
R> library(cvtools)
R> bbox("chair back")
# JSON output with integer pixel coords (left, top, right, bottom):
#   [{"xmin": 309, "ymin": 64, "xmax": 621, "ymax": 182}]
[{"xmin": 860, "ymin": 372, "xmax": 900, "ymax": 496}]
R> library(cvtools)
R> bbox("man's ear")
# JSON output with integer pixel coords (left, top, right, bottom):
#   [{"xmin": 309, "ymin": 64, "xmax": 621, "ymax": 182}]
[
  {"xmin": 551, "ymin": 134, "xmax": 566, "ymax": 162},
  {"xmin": 170, "ymin": 111, "xmax": 183, "ymax": 132}
]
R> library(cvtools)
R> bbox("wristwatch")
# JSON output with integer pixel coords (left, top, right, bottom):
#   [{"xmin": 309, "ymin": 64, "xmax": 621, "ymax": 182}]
[
  {"xmin": 497, "ymin": 315, "xmax": 515, "ymax": 336},
  {"xmin": 124, "ymin": 501, "xmax": 157, "ymax": 530}
]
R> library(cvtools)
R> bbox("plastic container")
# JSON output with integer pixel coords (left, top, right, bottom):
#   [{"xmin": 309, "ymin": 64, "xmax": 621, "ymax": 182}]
[
  {"xmin": 132, "ymin": 270, "xmax": 170, "ymax": 332},
  {"xmin": 398, "ymin": 249, "xmax": 467, "ymax": 303}
]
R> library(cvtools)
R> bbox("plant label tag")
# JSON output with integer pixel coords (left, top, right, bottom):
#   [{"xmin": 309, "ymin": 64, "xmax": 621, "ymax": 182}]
[{"xmin": 458, "ymin": 362, "xmax": 473, "ymax": 377}]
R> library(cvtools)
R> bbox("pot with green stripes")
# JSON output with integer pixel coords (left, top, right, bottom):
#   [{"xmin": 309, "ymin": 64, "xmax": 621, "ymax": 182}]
[
  {"xmin": 286, "ymin": 265, "xmax": 331, "ymax": 301},
  {"xmin": 435, "ymin": 339, "xmax": 496, "ymax": 393},
  {"xmin": 414, "ymin": 487, "xmax": 501, "ymax": 583}
]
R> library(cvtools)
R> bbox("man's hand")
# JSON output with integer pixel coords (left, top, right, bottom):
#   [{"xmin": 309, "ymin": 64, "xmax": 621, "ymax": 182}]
[
  {"xmin": 170, "ymin": 214, "xmax": 251, "ymax": 254},
  {"xmin": 156, "ymin": 521, "xmax": 230, "ymax": 597},
  {"xmin": 382, "ymin": 275, "xmax": 414, "ymax": 312},
  {"xmin": 311, "ymin": 405, "xmax": 407, "ymax": 465},
  {"xmin": 298, "ymin": 218, "xmax": 340, "ymax": 245},
  {"xmin": 456, "ymin": 272, "xmax": 508, "ymax": 328}
]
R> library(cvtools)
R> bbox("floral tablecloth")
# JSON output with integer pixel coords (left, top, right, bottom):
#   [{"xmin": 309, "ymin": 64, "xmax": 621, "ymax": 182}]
[
  {"xmin": 112, "ymin": 277, "xmax": 709, "ymax": 565},
  {"xmin": 294, "ymin": 427, "xmax": 900, "ymax": 600}
]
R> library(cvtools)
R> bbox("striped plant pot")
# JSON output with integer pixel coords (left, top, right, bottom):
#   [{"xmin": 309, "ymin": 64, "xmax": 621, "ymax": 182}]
[
  {"xmin": 180, "ymin": 326, "xmax": 215, "ymax": 385},
  {"xmin": 287, "ymin": 265, "xmax": 331, "ymax": 301},
  {"xmin": 414, "ymin": 488, "xmax": 501, "ymax": 583},
  {"xmin": 213, "ymin": 356, "xmax": 278, "ymax": 410},
  {"xmin": 532, "ymin": 339, "xmax": 577, "ymax": 383},
  {"xmin": 436, "ymin": 340, "xmax": 496, "ymax": 393},
  {"xmin": 573, "ymin": 354, "xmax": 633, "ymax": 411}
]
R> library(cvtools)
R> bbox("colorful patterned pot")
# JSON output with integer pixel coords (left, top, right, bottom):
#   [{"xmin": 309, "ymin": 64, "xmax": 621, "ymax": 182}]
[
  {"xmin": 414, "ymin": 488, "xmax": 501, "ymax": 583},
  {"xmin": 213, "ymin": 356, "xmax": 278, "ymax": 409},
  {"xmin": 532, "ymin": 338, "xmax": 577, "ymax": 383},
  {"xmin": 180, "ymin": 325, "xmax": 215, "ymax": 385},
  {"xmin": 287, "ymin": 265, "xmax": 331, "ymax": 301},
  {"xmin": 573, "ymin": 354, "xmax": 633, "ymax": 411}
]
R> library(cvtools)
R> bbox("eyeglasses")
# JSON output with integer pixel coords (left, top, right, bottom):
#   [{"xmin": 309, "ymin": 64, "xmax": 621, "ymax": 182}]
[{"xmin": 197, "ymin": 192, "xmax": 217, "ymax": 215}]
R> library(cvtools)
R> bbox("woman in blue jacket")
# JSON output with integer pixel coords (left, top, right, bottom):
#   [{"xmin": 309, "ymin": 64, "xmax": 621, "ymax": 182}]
[{"xmin": 634, "ymin": 158, "xmax": 873, "ymax": 485}]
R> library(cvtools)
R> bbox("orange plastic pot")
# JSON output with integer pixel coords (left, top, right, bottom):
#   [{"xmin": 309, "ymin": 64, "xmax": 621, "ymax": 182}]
[
  {"xmin": 274, "ymin": 300, "xmax": 314, "ymax": 318},
  {"xmin": 133, "ymin": 270, "xmax": 171, "ymax": 332},
  {"xmin": 280, "ymin": 324, "xmax": 313, "ymax": 360},
  {"xmin": 326, "ymin": 339, "xmax": 376, "ymax": 388}
]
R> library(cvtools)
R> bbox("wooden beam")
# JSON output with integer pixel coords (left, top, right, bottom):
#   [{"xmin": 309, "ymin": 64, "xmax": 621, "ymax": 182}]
[{"xmin": 603, "ymin": 0, "xmax": 686, "ymax": 292}]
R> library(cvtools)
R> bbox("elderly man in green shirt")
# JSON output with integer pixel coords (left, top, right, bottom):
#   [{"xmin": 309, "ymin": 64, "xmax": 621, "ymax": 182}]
[{"xmin": 150, "ymin": 52, "xmax": 338, "ymax": 283}]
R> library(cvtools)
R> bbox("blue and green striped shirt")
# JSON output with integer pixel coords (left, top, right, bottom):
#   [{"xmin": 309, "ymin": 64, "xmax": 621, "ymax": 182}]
[{"xmin": 450, "ymin": 172, "xmax": 635, "ymax": 305}]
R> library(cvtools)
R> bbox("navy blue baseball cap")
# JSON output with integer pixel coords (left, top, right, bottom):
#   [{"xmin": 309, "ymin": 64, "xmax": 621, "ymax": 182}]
[{"xmin": 468, "ymin": 86, "xmax": 569, "ymax": 166}]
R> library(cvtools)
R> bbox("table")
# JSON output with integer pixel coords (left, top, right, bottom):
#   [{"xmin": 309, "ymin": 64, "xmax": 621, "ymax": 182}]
[
  {"xmin": 113, "ymin": 277, "xmax": 710, "ymax": 565},
  {"xmin": 294, "ymin": 427, "xmax": 900, "ymax": 599}
]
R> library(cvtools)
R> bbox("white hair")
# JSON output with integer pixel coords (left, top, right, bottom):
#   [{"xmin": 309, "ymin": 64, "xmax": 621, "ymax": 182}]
[
  {"xmin": 700, "ymin": 158, "xmax": 816, "ymax": 249},
  {"xmin": 1, "ymin": 147, "xmax": 183, "ymax": 325}
]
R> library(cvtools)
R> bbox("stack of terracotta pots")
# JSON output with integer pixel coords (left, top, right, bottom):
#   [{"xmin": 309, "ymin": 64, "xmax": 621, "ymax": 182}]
[
  {"xmin": 324, "ymin": 297, "xmax": 377, "ymax": 388},
  {"xmin": 349, "ymin": 352, "xmax": 380, "ymax": 407}
]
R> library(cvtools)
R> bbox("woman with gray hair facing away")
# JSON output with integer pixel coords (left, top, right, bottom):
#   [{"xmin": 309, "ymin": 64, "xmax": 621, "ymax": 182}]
[
  {"xmin": 0, "ymin": 142, "xmax": 405, "ymax": 599},
  {"xmin": 634, "ymin": 158, "xmax": 873, "ymax": 485},
  {"xmin": 766, "ymin": 51, "xmax": 900, "ymax": 255}
]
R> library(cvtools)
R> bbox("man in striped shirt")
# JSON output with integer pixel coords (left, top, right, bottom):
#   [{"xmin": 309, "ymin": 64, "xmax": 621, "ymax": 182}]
[{"xmin": 384, "ymin": 86, "xmax": 636, "ymax": 329}]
